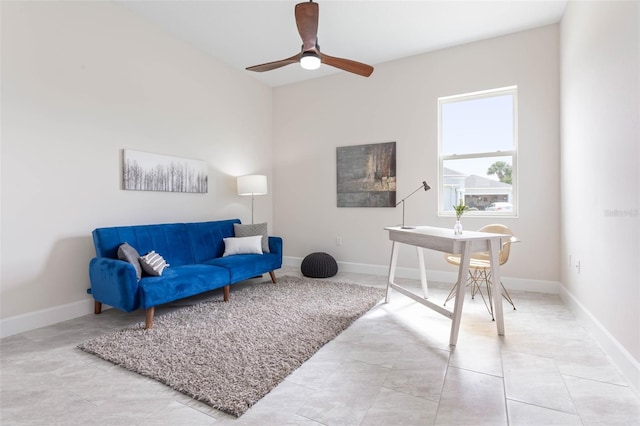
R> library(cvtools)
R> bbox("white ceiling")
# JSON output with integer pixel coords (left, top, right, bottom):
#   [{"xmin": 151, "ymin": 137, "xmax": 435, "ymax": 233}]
[{"xmin": 118, "ymin": 0, "xmax": 568, "ymax": 87}]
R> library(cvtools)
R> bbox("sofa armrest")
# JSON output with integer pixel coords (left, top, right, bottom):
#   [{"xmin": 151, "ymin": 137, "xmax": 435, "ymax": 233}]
[
  {"xmin": 268, "ymin": 236, "xmax": 283, "ymax": 257},
  {"xmin": 88, "ymin": 258, "xmax": 140, "ymax": 312}
]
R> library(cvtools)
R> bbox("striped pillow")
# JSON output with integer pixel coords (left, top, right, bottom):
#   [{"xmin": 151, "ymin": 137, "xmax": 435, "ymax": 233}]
[{"xmin": 139, "ymin": 251, "xmax": 169, "ymax": 276}]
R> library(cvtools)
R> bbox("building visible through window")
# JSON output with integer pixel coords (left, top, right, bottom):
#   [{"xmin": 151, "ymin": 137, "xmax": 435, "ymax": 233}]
[{"xmin": 438, "ymin": 86, "xmax": 517, "ymax": 216}]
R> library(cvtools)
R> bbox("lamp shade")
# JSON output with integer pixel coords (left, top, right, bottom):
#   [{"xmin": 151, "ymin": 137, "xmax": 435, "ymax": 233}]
[{"xmin": 237, "ymin": 175, "xmax": 267, "ymax": 196}]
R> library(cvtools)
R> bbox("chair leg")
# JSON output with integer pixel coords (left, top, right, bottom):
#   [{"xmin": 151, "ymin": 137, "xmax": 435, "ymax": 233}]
[
  {"xmin": 269, "ymin": 271, "xmax": 277, "ymax": 284},
  {"xmin": 444, "ymin": 282, "xmax": 458, "ymax": 306},
  {"xmin": 445, "ymin": 267, "xmax": 515, "ymax": 319},
  {"xmin": 444, "ymin": 272, "xmax": 477, "ymax": 306},
  {"xmin": 500, "ymin": 281, "xmax": 517, "ymax": 310},
  {"xmin": 94, "ymin": 301, "xmax": 102, "ymax": 314},
  {"xmin": 469, "ymin": 269, "xmax": 484, "ymax": 300},
  {"xmin": 472, "ymin": 269, "xmax": 494, "ymax": 321},
  {"xmin": 486, "ymin": 271, "xmax": 517, "ymax": 310}
]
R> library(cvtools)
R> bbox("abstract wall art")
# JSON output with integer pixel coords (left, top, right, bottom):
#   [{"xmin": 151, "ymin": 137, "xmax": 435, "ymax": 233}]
[{"xmin": 336, "ymin": 142, "xmax": 396, "ymax": 207}]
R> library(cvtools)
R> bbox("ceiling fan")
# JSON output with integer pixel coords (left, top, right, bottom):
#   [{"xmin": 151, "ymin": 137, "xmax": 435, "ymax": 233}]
[{"xmin": 246, "ymin": 0, "xmax": 374, "ymax": 77}]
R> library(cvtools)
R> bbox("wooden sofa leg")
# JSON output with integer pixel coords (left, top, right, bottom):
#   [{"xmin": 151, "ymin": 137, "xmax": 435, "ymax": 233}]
[
  {"xmin": 269, "ymin": 271, "xmax": 277, "ymax": 284},
  {"xmin": 223, "ymin": 285, "xmax": 230, "ymax": 302},
  {"xmin": 94, "ymin": 301, "xmax": 102, "ymax": 314},
  {"xmin": 145, "ymin": 307, "xmax": 155, "ymax": 329}
]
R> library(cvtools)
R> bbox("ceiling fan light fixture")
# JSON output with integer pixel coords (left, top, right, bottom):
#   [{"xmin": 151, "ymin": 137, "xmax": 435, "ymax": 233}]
[
  {"xmin": 246, "ymin": 1, "xmax": 373, "ymax": 77},
  {"xmin": 300, "ymin": 52, "xmax": 321, "ymax": 70}
]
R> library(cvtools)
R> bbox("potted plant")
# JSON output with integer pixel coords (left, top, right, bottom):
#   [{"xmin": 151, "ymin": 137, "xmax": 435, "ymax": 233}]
[{"xmin": 452, "ymin": 200, "xmax": 469, "ymax": 235}]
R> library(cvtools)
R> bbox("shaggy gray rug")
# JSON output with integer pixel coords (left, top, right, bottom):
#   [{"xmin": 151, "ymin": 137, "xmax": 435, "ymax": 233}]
[{"xmin": 78, "ymin": 275, "xmax": 385, "ymax": 417}]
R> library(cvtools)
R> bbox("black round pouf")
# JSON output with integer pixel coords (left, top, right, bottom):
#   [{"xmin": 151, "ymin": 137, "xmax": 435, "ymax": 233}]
[{"xmin": 301, "ymin": 252, "xmax": 338, "ymax": 278}]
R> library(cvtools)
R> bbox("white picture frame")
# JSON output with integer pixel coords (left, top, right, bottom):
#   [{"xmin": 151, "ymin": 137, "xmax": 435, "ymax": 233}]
[{"xmin": 122, "ymin": 149, "xmax": 208, "ymax": 193}]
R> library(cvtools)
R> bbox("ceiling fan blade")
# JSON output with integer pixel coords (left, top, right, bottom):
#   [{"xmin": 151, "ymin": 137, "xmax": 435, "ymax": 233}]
[
  {"xmin": 295, "ymin": 1, "xmax": 319, "ymax": 51},
  {"xmin": 246, "ymin": 53, "xmax": 301, "ymax": 72},
  {"xmin": 321, "ymin": 53, "xmax": 374, "ymax": 77}
]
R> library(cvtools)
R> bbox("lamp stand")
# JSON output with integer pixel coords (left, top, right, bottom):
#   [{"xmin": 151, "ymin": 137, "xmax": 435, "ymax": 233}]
[
  {"xmin": 237, "ymin": 175, "xmax": 267, "ymax": 225},
  {"xmin": 250, "ymin": 193, "xmax": 255, "ymax": 224},
  {"xmin": 400, "ymin": 199, "xmax": 412, "ymax": 229},
  {"xmin": 396, "ymin": 181, "xmax": 431, "ymax": 229}
]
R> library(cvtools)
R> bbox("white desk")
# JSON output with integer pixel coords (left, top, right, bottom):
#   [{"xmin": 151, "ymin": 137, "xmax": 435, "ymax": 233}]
[{"xmin": 384, "ymin": 226, "xmax": 506, "ymax": 346}]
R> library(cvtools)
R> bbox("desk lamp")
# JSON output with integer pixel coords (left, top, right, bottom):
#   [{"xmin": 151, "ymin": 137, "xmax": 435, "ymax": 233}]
[{"xmin": 396, "ymin": 181, "xmax": 431, "ymax": 229}]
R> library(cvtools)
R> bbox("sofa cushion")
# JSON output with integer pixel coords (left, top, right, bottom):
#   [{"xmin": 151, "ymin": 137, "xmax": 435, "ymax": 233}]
[
  {"xmin": 206, "ymin": 252, "xmax": 281, "ymax": 283},
  {"xmin": 139, "ymin": 251, "xmax": 170, "ymax": 276},
  {"xmin": 117, "ymin": 242, "xmax": 142, "ymax": 280},
  {"xmin": 223, "ymin": 236, "xmax": 263, "ymax": 257},
  {"xmin": 138, "ymin": 264, "xmax": 230, "ymax": 308},
  {"xmin": 185, "ymin": 219, "xmax": 239, "ymax": 263},
  {"xmin": 234, "ymin": 222, "xmax": 270, "ymax": 253},
  {"xmin": 92, "ymin": 223, "xmax": 196, "ymax": 267}
]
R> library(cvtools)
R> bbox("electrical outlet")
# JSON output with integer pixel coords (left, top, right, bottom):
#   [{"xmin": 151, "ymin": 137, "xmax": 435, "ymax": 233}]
[
  {"xmin": 569, "ymin": 255, "xmax": 581, "ymax": 274},
  {"xmin": 336, "ymin": 236, "xmax": 342, "ymax": 246}
]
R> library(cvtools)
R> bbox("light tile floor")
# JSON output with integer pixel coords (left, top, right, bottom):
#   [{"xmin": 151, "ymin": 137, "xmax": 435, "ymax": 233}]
[{"xmin": 2, "ymin": 266, "xmax": 639, "ymax": 425}]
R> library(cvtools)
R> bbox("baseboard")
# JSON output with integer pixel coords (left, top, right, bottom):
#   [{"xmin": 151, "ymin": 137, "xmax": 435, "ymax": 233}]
[
  {"xmin": 0, "ymin": 298, "xmax": 99, "ymax": 339},
  {"xmin": 560, "ymin": 286, "xmax": 640, "ymax": 394},
  {"xmin": 283, "ymin": 256, "xmax": 561, "ymax": 294}
]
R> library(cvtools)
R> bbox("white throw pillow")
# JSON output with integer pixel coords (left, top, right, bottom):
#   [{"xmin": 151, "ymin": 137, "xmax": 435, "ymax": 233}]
[
  {"xmin": 139, "ymin": 251, "xmax": 170, "ymax": 276},
  {"xmin": 223, "ymin": 235, "xmax": 263, "ymax": 257}
]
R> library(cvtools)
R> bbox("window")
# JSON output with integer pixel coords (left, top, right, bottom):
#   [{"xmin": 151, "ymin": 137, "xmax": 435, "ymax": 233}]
[{"xmin": 438, "ymin": 86, "xmax": 517, "ymax": 216}]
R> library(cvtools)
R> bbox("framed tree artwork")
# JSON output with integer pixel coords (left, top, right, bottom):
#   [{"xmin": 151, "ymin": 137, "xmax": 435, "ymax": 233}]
[{"xmin": 122, "ymin": 149, "xmax": 208, "ymax": 193}]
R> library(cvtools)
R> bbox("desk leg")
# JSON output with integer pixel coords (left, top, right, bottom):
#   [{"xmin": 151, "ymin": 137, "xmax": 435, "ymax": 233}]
[
  {"xmin": 449, "ymin": 241, "xmax": 472, "ymax": 346},
  {"xmin": 489, "ymin": 238, "xmax": 505, "ymax": 336},
  {"xmin": 416, "ymin": 247, "xmax": 429, "ymax": 299},
  {"xmin": 385, "ymin": 241, "xmax": 399, "ymax": 303}
]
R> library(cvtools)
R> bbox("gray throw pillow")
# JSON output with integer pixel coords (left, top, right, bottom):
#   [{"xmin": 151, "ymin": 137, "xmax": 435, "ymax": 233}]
[
  {"xmin": 117, "ymin": 242, "xmax": 142, "ymax": 281},
  {"xmin": 234, "ymin": 222, "xmax": 269, "ymax": 253}
]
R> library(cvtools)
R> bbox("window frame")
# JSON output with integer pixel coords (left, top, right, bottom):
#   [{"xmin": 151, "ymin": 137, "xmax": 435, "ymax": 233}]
[{"xmin": 437, "ymin": 86, "xmax": 518, "ymax": 217}]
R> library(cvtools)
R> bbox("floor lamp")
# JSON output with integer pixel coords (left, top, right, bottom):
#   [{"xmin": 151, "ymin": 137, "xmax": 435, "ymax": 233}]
[
  {"xmin": 237, "ymin": 175, "xmax": 268, "ymax": 224},
  {"xmin": 396, "ymin": 181, "xmax": 431, "ymax": 229}
]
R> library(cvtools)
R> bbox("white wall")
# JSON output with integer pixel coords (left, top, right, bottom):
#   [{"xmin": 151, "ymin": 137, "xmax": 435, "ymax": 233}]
[
  {"xmin": 273, "ymin": 25, "xmax": 560, "ymax": 287},
  {"xmin": 560, "ymin": 0, "xmax": 640, "ymax": 389},
  {"xmin": 0, "ymin": 2, "xmax": 273, "ymax": 333}
]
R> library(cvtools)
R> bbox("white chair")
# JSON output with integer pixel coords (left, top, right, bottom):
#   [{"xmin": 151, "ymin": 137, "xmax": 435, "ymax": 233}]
[{"xmin": 443, "ymin": 224, "xmax": 518, "ymax": 320}]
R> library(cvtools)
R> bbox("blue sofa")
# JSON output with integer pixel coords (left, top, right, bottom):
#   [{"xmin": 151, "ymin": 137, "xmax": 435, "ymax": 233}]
[{"xmin": 88, "ymin": 219, "xmax": 282, "ymax": 328}]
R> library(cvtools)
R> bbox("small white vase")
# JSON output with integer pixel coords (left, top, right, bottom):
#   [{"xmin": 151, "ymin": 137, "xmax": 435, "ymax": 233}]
[{"xmin": 453, "ymin": 219, "xmax": 463, "ymax": 235}]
